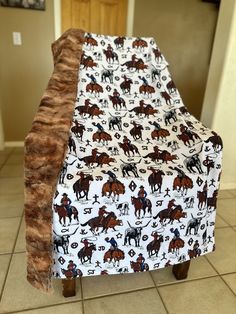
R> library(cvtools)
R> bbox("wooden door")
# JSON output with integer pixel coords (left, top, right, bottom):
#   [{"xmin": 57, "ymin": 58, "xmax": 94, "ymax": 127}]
[{"xmin": 61, "ymin": 0, "xmax": 128, "ymax": 36}]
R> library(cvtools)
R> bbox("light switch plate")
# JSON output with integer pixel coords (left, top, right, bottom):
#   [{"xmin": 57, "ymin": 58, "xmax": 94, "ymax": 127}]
[{"xmin": 13, "ymin": 32, "xmax": 22, "ymax": 45}]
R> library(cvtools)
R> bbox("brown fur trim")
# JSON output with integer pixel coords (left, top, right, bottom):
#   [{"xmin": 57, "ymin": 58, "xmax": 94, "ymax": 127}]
[{"xmin": 24, "ymin": 29, "xmax": 85, "ymax": 294}]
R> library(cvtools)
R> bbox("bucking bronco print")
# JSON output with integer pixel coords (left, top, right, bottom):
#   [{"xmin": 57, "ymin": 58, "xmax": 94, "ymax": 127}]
[{"xmin": 52, "ymin": 32, "xmax": 223, "ymax": 280}]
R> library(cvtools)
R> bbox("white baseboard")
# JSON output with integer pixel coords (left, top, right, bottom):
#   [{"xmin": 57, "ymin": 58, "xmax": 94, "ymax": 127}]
[{"xmin": 5, "ymin": 141, "xmax": 24, "ymax": 147}]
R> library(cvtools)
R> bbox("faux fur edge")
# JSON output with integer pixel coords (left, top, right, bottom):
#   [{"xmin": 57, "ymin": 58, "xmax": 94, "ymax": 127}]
[{"xmin": 24, "ymin": 28, "xmax": 85, "ymax": 294}]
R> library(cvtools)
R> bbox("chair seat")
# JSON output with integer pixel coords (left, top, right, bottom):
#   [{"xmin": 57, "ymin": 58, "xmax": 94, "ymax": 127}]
[{"xmin": 52, "ymin": 32, "xmax": 222, "ymax": 279}]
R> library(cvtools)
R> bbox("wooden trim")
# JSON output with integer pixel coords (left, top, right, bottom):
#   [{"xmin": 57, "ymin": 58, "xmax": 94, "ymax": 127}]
[
  {"xmin": 61, "ymin": 0, "xmax": 72, "ymax": 33},
  {"xmin": 53, "ymin": 0, "xmax": 61, "ymax": 39},
  {"xmin": 126, "ymin": 0, "xmax": 135, "ymax": 36}
]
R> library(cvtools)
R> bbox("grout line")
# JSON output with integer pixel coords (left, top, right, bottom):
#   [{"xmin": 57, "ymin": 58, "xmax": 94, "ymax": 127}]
[
  {"xmin": 0, "ymin": 251, "xmax": 24, "ymax": 256},
  {"xmin": 204, "ymin": 255, "xmax": 236, "ymax": 297},
  {"xmin": 0, "ymin": 213, "xmax": 24, "ymax": 220},
  {"xmin": 229, "ymin": 225, "xmax": 236, "ymax": 232},
  {"xmin": 0, "ymin": 150, "xmax": 13, "ymax": 171},
  {"xmin": 1, "ymin": 268, "xmax": 235, "ymax": 313},
  {"xmin": 6, "ymin": 286, "xmax": 158, "ymax": 314},
  {"xmin": 149, "ymin": 271, "xmax": 170, "ymax": 314},
  {"xmin": 0, "ymin": 214, "xmax": 24, "ymax": 302},
  {"xmin": 151, "ymin": 272, "xmax": 220, "ymax": 288},
  {"xmin": 0, "ymin": 251, "xmax": 25, "ymax": 257},
  {"xmin": 12, "ymin": 250, "xmax": 26, "ymax": 254},
  {"xmin": 79, "ymin": 285, "xmax": 155, "ymax": 301},
  {"xmin": 215, "ymin": 225, "xmax": 232, "ymax": 229},
  {"xmin": 218, "ymin": 196, "xmax": 236, "ymax": 200},
  {"xmin": 205, "ymin": 255, "xmax": 229, "ymax": 276},
  {"xmin": 217, "ymin": 212, "xmax": 232, "ymax": 225},
  {"xmin": 217, "ymin": 271, "xmax": 236, "ymax": 276},
  {"xmin": 216, "ymin": 214, "xmax": 236, "ymax": 231},
  {"xmin": 1, "ymin": 300, "xmax": 83, "ymax": 314},
  {"xmin": 220, "ymin": 275, "xmax": 236, "ymax": 297}
]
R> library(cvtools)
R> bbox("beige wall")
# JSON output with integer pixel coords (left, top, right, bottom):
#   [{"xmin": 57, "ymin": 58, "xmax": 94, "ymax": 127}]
[
  {"xmin": 0, "ymin": 107, "xmax": 4, "ymax": 150},
  {"xmin": 133, "ymin": 0, "xmax": 218, "ymax": 119},
  {"xmin": 0, "ymin": 2, "xmax": 55, "ymax": 141},
  {"xmin": 202, "ymin": 0, "xmax": 236, "ymax": 189}
]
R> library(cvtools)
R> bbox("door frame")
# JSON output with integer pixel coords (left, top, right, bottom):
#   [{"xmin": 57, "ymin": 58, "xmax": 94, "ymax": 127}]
[{"xmin": 53, "ymin": 0, "xmax": 135, "ymax": 39}]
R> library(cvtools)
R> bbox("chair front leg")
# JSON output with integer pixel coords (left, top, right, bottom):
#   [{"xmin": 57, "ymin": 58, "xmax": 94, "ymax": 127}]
[
  {"xmin": 62, "ymin": 278, "xmax": 76, "ymax": 297},
  {"xmin": 172, "ymin": 260, "xmax": 191, "ymax": 280}
]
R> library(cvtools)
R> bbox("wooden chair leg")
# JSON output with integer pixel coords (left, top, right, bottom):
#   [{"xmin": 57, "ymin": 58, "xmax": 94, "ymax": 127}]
[
  {"xmin": 62, "ymin": 278, "xmax": 76, "ymax": 297},
  {"xmin": 61, "ymin": 261, "xmax": 190, "ymax": 296},
  {"xmin": 172, "ymin": 260, "xmax": 191, "ymax": 280}
]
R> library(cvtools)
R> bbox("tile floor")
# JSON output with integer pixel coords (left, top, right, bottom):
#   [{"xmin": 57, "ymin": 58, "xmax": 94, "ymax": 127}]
[{"xmin": 0, "ymin": 147, "xmax": 236, "ymax": 314}]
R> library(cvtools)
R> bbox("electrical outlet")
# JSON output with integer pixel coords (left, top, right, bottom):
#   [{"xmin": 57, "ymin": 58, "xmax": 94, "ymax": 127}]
[{"xmin": 13, "ymin": 32, "xmax": 22, "ymax": 45}]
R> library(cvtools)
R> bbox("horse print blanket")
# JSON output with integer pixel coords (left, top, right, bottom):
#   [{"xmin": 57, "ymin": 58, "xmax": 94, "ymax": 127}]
[{"xmin": 24, "ymin": 29, "xmax": 223, "ymax": 294}]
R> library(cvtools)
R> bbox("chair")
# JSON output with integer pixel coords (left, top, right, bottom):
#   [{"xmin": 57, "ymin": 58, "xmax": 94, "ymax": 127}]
[{"xmin": 24, "ymin": 29, "xmax": 223, "ymax": 297}]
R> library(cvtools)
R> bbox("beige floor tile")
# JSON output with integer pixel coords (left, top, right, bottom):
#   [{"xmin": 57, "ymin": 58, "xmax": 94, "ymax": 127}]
[
  {"xmin": 6, "ymin": 152, "xmax": 24, "ymax": 165},
  {"xmin": 0, "ymin": 177, "xmax": 24, "ymax": 195},
  {"xmin": 0, "ymin": 254, "xmax": 11, "ymax": 292},
  {"xmin": 0, "ymin": 253, "xmax": 82, "ymax": 313},
  {"xmin": 0, "ymin": 193, "xmax": 24, "ymax": 218},
  {"xmin": 14, "ymin": 217, "xmax": 26, "ymax": 253},
  {"xmin": 222, "ymin": 273, "xmax": 236, "ymax": 295},
  {"xmin": 15, "ymin": 302, "xmax": 83, "ymax": 314},
  {"xmin": 215, "ymin": 214, "xmax": 229, "ymax": 228},
  {"xmin": 84, "ymin": 288, "xmax": 167, "ymax": 314},
  {"xmin": 217, "ymin": 198, "xmax": 236, "ymax": 226},
  {"xmin": 0, "ymin": 217, "xmax": 21, "ymax": 254},
  {"xmin": 151, "ymin": 256, "xmax": 217, "ymax": 286},
  {"xmin": 0, "ymin": 148, "xmax": 13, "ymax": 156},
  {"xmin": 218, "ymin": 189, "xmax": 235, "ymax": 199},
  {"xmin": 0, "ymin": 148, "xmax": 12, "ymax": 166},
  {"xmin": 12, "ymin": 147, "xmax": 24, "ymax": 154},
  {"xmin": 206, "ymin": 227, "xmax": 236, "ymax": 274},
  {"xmin": 0, "ymin": 155, "xmax": 8, "ymax": 166},
  {"xmin": 228, "ymin": 189, "xmax": 236, "ymax": 197},
  {"xmin": 82, "ymin": 270, "xmax": 154, "ymax": 299},
  {"xmin": 159, "ymin": 277, "xmax": 236, "ymax": 314},
  {"xmin": 0, "ymin": 164, "xmax": 23, "ymax": 177}
]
